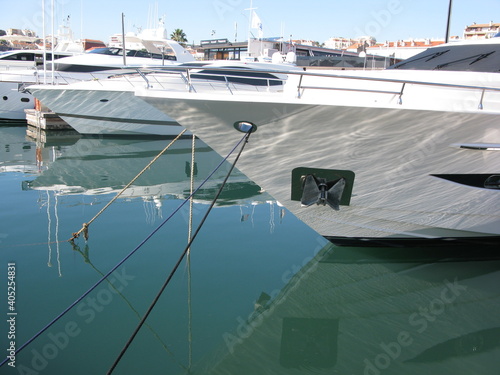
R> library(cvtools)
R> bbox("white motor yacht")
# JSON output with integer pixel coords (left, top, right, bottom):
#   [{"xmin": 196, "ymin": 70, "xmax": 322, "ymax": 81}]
[
  {"xmin": 0, "ymin": 49, "xmax": 77, "ymax": 71},
  {"xmin": 135, "ymin": 37, "xmax": 500, "ymax": 243},
  {"xmin": 27, "ymin": 61, "xmax": 299, "ymax": 135},
  {"xmin": 0, "ymin": 49, "xmax": 79, "ymax": 120}
]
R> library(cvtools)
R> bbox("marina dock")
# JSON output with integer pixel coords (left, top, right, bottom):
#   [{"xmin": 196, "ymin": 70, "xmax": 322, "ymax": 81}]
[
  {"xmin": 24, "ymin": 100, "xmax": 78, "ymax": 143},
  {"xmin": 24, "ymin": 108, "xmax": 72, "ymax": 131}
]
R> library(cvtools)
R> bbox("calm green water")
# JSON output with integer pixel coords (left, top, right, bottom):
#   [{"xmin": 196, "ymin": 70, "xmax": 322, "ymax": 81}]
[{"xmin": 1, "ymin": 125, "xmax": 499, "ymax": 375}]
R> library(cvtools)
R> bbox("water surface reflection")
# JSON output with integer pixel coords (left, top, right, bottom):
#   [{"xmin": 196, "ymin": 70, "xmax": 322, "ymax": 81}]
[{"xmin": 0, "ymin": 126, "xmax": 498, "ymax": 374}]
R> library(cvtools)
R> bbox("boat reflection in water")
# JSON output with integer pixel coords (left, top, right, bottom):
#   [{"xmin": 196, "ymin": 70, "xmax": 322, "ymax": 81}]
[
  {"xmin": 197, "ymin": 243, "xmax": 500, "ymax": 375},
  {"xmin": 23, "ymin": 135, "xmax": 271, "ymax": 210},
  {"xmin": 20, "ymin": 134, "xmax": 277, "ymax": 277}
]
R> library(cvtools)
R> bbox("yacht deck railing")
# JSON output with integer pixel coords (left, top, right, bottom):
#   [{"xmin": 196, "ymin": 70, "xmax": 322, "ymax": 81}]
[{"xmin": 134, "ymin": 65, "xmax": 500, "ymax": 110}]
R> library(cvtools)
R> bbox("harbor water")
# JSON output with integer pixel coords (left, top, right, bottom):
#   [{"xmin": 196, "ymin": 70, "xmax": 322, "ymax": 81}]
[{"xmin": 1, "ymin": 124, "xmax": 499, "ymax": 375}]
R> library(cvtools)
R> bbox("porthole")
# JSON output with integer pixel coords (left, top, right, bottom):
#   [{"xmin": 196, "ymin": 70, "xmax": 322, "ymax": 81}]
[
  {"xmin": 21, "ymin": 98, "xmax": 30, "ymax": 103},
  {"xmin": 100, "ymin": 99, "xmax": 109, "ymax": 102},
  {"xmin": 2, "ymin": 96, "xmax": 7, "ymax": 101}
]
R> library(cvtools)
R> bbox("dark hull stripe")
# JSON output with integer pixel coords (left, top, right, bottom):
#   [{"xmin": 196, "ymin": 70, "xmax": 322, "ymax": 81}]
[{"xmin": 58, "ymin": 113, "xmax": 180, "ymax": 126}]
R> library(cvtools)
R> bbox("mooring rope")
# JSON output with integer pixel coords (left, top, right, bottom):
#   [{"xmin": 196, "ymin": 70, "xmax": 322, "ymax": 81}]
[
  {"xmin": 107, "ymin": 130, "xmax": 252, "ymax": 374},
  {"xmin": 69, "ymin": 242, "xmax": 189, "ymax": 372},
  {"xmin": 187, "ymin": 134, "xmax": 195, "ymax": 370},
  {"xmin": 0, "ymin": 131, "xmax": 249, "ymax": 369},
  {"xmin": 69, "ymin": 129, "xmax": 187, "ymax": 242}
]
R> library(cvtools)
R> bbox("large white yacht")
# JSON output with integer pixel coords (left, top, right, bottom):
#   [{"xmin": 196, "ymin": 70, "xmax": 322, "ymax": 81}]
[
  {"xmin": 0, "ymin": 49, "xmax": 83, "ymax": 120},
  {"xmin": 0, "ymin": 49, "xmax": 77, "ymax": 71},
  {"xmin": 49, "ymin": 43, "xmax": 193, "ymax": 74},
  {"xmin": 27, "ymin": 61, "xmax": 298, "ymax": 135},
  {"xmin": 135, "ymin": 37, "xmax": 500, "ymax": 243}
]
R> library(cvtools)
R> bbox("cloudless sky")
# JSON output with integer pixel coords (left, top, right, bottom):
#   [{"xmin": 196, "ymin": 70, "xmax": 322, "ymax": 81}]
[{"xmin": 2, "ymin": 0, "xmax": 500, "ymax": 45}]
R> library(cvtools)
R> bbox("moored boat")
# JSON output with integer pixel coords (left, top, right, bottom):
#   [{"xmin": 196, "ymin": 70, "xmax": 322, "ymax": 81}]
[
  {"xmin": 0, "ymin": 26, "xmax": 194, "ymax": 121},
  {"xmin": 27, "ymin": 61, "xmax": 299, "ymax": 135},
  {"xmin": 134, "ymin": 38, "xmax": 500, "ymax": 243}
]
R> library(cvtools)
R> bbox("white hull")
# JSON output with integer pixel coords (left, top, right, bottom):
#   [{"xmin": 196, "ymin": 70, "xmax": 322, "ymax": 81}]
[
  {"xmin": 28, "ymin": 62, "xmax": 293, "ymax": 135},
  {"xmin": 137, "ymin": 69, "xmax": 500, "ymax": 239},
  {"xmin": 0, "ymin": 80, "xmax": 34, "ymax": 120},
  {"xmin": 29, "ymin": 79, "xmax": 185, "ymax": 135},
  {"xmin": 55, "ymin": 113, "xmax": 184, "ymax": 136},
  {"xmin": 0, "ymin": 69, "xmax": 125, "ymax": 121}
]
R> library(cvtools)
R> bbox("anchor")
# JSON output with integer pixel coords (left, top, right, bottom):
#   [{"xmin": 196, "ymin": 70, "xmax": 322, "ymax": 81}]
[{"xmin": 300, "ymin": 175, "xmax": 346, "ymax": 211}]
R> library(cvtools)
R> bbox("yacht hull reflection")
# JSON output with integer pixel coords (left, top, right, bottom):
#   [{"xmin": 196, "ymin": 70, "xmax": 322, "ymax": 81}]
[
  {"xmin": 197, "ymin": 244, "xmax": 500, "ymax": 375},
  {"xmin": 24, "ymin": 137, "xmax": 266, "ymax": 207}
]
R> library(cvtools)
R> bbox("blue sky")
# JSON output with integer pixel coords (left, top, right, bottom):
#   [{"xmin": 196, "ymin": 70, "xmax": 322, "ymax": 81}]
[{"xmin": 2, "ymin": 0, "xmax": 500, "ymax": 44}]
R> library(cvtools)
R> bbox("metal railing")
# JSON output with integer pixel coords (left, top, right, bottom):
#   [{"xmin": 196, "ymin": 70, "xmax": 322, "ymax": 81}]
[
  {"xmin": 1, "ymin": 69, "xmax": 123, "ymax": 89},
  {"xmin": 132, "ymin": 65, "xmax": 500, "ymax": 111},
  {"xmin": 7, "ymin": 62, "xmax": 499, "ymax": 112},
  {"xmin": 137, "ymin": 66, "xmax": 287, "ymax": 92}
]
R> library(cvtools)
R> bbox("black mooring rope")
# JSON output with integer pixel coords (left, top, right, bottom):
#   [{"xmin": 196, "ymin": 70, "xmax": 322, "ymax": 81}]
[
  {"xmin": 0, "ymin": 132, "xmax": 250, "ymax": 369},
  {"xmin": 107, "ymin": 130, "xmax": 252, "ymax": 374}
]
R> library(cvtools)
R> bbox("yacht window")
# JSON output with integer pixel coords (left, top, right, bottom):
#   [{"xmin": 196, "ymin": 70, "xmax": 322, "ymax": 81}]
[
  {"xmin": 34, "ymin": 53, "xmax": 59, "ymax": 63},
  {"xmin": 157, "ymin": 54, "xmax": 176, "ymax": 61},
  {"xmin": 88, "ymin": 48, "xmax": 118, "ymax": 55},
  {"xmin": 192, "ymin": 69, "xmax": 282, "ymax": 86},
  {"xmin": 391, "ymin": 50, "xmax": 450, "ymax": 69},
  {"xmin": 389, "ymin": 44, "xmax": 500, "ymax": 72},
  {"xmin": 436, "ymin": 51, "xmax": 496, "ymax": 69},
  {"xmin": 134, "ymin": 50, "xmax": 150, "ymax": 58},
  {"xmin": 1, "ymin": 53, "xmax": 35, "ymax": 61}
]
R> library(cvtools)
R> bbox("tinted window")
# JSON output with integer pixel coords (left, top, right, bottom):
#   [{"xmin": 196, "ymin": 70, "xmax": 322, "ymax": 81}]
[{"xmin": 1, "ymin": 53, "xmax": 35, "ymax": 61}]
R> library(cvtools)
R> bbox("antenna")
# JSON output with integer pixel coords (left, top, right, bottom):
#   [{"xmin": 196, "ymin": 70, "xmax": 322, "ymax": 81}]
[
  {"xmin": 244, "ymin": 0, "xmax": 257, "ymax": 59},
  {"xmin": 122, "ymin": 13, "xmax": 126, "ymax": 66},
  {"xmin": 445, "ymin": 0, "xmax": 452, "ymax": 43}
]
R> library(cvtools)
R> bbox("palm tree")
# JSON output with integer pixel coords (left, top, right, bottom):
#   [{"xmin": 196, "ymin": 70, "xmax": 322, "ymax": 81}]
[{"xmin": 170, "ymin": 29, "xmax": 188, "ymax": 46}]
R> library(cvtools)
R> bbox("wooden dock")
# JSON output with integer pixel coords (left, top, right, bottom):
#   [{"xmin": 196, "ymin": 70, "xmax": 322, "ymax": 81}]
[
  {"xmin": 25, "ymin": 99, "xmax": 79, "ymax": 143},
  {"xmin": 24, "ymin": 108, "xmax": 73, "ymax": 130}
]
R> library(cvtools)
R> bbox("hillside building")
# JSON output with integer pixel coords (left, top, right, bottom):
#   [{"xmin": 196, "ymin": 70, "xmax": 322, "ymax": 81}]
[{"xmin": 463, "ymin": 21, "xmax": 500, "ymax": 39}]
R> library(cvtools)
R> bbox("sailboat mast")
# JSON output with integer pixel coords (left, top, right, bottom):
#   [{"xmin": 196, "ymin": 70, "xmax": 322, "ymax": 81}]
[
  {"xmin": 51, "ymin": 0, "xmax": 55, "ymax": 84},
  {"xmin": 42, "ymin": 0, "xmax": 47, "ymax": 84},
  {"xmin": 245, "ymin": 0, "xmax": 256, "ymax": 60},
  {"xmin": 248, "ymin": 0, "xmax": 253, "ymax": 57}
]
